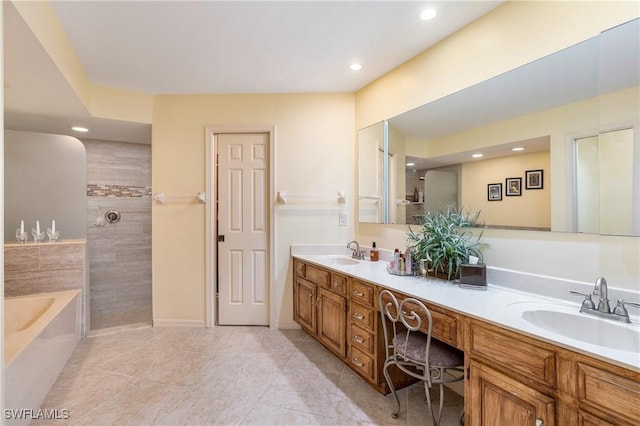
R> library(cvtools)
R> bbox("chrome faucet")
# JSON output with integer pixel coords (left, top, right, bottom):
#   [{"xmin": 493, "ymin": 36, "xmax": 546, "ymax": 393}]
[
  {"xmin": 571, "ymin": 277, "xmax": 639, "ymax": 323},
  {"xmin": 347, "ymin": 240, "xmax": 365, "ymax": 260},
  {"xmin": 593, "ymin": 277, "xmax": 611, "ymax": 313}
]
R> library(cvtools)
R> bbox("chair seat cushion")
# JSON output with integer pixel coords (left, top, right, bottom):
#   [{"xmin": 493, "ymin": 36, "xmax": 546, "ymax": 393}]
[{"xmin": 393, "ymin": 332, "xmax": 464, "ymax": 368}]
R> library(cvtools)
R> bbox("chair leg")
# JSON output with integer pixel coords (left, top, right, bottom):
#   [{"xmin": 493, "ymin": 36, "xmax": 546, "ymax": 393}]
[
  {"xmin": 423, "ymin": 381, "xmax": 445, "ymax": 426},
  {"xmin": 383, "ymin": 361, "xmax": 401, "ymax": 419}
]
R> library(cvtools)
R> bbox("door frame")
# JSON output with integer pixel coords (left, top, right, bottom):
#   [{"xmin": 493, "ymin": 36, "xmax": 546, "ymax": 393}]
[{"xmin": 205, "ymin": 125, "xmax": 276, "ymax": 328}]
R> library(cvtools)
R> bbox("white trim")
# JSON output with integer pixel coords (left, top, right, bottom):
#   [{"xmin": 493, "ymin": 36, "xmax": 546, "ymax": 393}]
[
  {"xmin": 276, "ymin": 320, "xmax": 302, "ymax": 330},
  {"xmin": 153, "ymin": 319, "xmax": 206, "ymax": 327},
  {"xmin": 205, "ymin": 125, "xmax": 276, "ymax": 328},
  {"xmin": 205, "ymin": 131, "xmax": 215, "ymax": 328}
]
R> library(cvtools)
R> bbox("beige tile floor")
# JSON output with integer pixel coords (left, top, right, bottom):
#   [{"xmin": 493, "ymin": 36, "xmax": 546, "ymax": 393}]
[{"xmin": 36, "ymin": 326, "xmax": 463, "ymax": 426}]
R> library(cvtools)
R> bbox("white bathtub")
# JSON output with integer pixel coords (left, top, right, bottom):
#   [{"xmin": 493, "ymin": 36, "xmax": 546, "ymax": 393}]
[{"xmin": 4, "ymin": 290, "xmax": 81, "ymax": 424}]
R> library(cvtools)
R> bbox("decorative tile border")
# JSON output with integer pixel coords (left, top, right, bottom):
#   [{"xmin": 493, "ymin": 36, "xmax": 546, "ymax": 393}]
[{"xmin": 87, "ymin": 184, "xmax": 152, "ymax": 198}]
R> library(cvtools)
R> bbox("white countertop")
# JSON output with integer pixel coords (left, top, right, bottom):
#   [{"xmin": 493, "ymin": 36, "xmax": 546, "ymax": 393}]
[{"xmin": 292, "ymin": 246, "xmax": 640, "ymax": 372}]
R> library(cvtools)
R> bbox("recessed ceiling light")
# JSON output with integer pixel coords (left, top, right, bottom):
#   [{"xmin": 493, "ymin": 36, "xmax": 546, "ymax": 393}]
[
  {"xmin": 349, "ymin": 63, "xmax": 362, "ymax": 71},
  {"xmin": 406, "ymin": 162, "xmax": 415, "ymax": 166},
  {"xmin": 420, "ymin": 8, "xmax": 437, "ymax": 21},
  {"xmin": 472, "ymin": 153, "xmax": 483, "ymax": 158},
  {"xmin": 71, "ymin": 126, "xmax": 89, "ymax": 133},
  {"xmin": 512, "ymin": 147, "xmax": 525, "ymax": 151}
]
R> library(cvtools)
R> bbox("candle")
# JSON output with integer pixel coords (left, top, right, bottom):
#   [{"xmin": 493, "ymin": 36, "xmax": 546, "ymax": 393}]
[
  {"xmin": 52, "ymin": 219, "xmax": 56, "ymax": 234},
  {"xmin": 36, "ymin": 220, "xmax": 40, "ymax": 234},
  {"xmin": 20, "ymin": 220, "xmax": 24, "ymax": 234}
]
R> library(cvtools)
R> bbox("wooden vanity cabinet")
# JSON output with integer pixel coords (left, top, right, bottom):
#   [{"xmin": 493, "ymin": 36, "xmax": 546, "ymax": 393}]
[
  {"xmin": 465, "ymin": 318, "xmax": 640, "ymax": 426},
  {"xmin": 466, "ymin": 319, "xmax": 557, "ymax": 426},
  {"xmin": 293, "ymin": 258, "xmax": 640, "ymax": 423},
  {"xmin": 293, "ymin": 260, "xmax": 347, "ymax": 359}
]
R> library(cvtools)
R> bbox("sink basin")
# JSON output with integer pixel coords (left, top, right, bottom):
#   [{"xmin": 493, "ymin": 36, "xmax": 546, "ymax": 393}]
[
  {"xmin": 512, "ymin": 303, "xmax": 640, "ymax": 353},
  {"xmin": 325, "ymin": 256, "xmax": 360, "ymax": 266}
]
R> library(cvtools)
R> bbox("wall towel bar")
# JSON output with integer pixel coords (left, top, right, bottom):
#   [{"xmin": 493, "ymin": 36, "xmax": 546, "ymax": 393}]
[
  {"xmin": 154, "ymin": 192, "xmax": 206, "ymax": 205},
  {"xmin": 276, "ymin": 191, "xmax": 346, "ymax": 205},
  {"xmin": 359, "ymin": 194, "xmax": 382, "ymax": 201}
]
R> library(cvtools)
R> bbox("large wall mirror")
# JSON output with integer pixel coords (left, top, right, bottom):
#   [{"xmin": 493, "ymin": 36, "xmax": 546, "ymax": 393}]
[{"xmin": 358, "ymin": 18, "xmax": 639, "ymax": 236}]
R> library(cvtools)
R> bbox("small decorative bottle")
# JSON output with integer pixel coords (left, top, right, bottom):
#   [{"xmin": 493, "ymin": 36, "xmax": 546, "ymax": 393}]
[{"xmin": 370, "ymin": 242, "xmax": 379, "ymax": 262}]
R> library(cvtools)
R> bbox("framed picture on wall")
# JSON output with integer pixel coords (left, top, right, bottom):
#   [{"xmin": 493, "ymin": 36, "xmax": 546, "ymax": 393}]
[
  {"xmin": 525, "ymin": 169, "xmax": 544, "ymax": 189},
  {"xmin": 488, "ymin": 183, "xmax": 502, "ymax": 201},
  {"xmin": 506, "ymin": 177, "xmax": 522, "ymax": 196}
]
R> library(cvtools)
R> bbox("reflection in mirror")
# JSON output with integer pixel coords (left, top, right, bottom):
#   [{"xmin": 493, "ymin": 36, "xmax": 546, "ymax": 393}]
[
  {"xmin": 357, "ymin": 121, "xmax": 385, "ymax": 223},
  {"xmin": 576, "ymin": 128, "xmax": 637, "ymax": 235},
  {"xmin": 367, "ymin": 18, "xmax": 638, "ymax": 235}
]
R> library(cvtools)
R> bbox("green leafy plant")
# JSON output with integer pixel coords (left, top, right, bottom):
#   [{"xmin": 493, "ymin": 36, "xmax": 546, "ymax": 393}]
[{"xmin": 406, "ymin": 206, "xmax": 485, "ymax": 280}]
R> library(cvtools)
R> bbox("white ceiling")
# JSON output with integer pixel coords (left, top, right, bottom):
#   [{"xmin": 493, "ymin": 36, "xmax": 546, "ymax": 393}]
[
  {"xmin": 47, "ymin": 1, "xmax": 503, "ymax": 94},
  {"xmin": 3, "ymin": 1, "xmax": 504, "ymax": 144}
]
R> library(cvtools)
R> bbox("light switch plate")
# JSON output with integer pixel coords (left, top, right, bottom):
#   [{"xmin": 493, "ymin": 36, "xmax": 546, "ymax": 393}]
[{"xmin": 338, "ymin": 213, "xmax": 347, "ymax": 226}]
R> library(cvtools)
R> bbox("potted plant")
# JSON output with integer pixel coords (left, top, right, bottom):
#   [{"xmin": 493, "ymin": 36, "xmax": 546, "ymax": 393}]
[{"xmin": 406, "ymin": 206, "xmax": 485, "ymax": 280}]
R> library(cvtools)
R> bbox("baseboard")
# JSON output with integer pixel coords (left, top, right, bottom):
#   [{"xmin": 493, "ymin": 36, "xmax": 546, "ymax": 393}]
[
  {"xmin": 153, "ymin": 319, "xmax": 206, "ymax": 327},
  {"xmin": 276, "ymin": 319, "xmax": 301, "ymax": 330}
]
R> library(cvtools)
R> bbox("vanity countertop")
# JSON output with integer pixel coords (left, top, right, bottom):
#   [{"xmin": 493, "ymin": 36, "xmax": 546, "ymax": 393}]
[{"xmin": 292, "ymin": 248, "xmax": 640, "ymax": 372}]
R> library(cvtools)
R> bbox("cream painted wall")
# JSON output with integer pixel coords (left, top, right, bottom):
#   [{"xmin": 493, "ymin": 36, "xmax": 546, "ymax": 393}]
[
  {"xmin": 11, "ymin": 0, "xmax": 92, "ymax": 110},
  {"xmin": 355, "ymin": 1, "xmax": 640, "ymax": 290},
  {"xmin": 152, "ymin": 94, "xmax": 354, "ymax": 326},
  {"xmin": 461, "ymin": 151, "xmax": 550, "ymax": 229}
]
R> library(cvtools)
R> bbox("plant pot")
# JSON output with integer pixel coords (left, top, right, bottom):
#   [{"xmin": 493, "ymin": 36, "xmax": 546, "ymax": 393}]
[{"xmin": 426, "ymin": 269, "xmax": 459, "ymax": 281}]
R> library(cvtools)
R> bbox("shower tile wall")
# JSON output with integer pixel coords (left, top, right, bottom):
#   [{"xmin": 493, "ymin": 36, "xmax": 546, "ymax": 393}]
[{"xmin": 83, "ymin": 140, "xmax": 151, "ymax": 330}]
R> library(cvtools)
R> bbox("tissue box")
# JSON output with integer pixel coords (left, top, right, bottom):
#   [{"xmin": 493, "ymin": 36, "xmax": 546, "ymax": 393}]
[{"xmin": 459, "ymin": 263, "xmax": 487, "ymax": 290}]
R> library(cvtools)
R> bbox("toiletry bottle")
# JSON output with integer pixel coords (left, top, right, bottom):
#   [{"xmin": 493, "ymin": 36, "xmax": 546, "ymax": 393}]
[
  {"xmin": 393, "ymin": 249, "xmax": 400, "ymax": 272},
  {"xmin": 418, "ymin": 188, "xmax": 423, "ymax": 203},
  {"xmin": 398, "ymin": 253, "xmax": 405, "ymax": 272},
  {"xmin": 405, "ymin": 249, "xmax": 412, "ymax": 273},
  {"xmin": 370, "ymin": 242, "xmax": 379, "ymax": 262},
  {"xmin": 413, "ymin": 187, "xmax": 419, "ymax": 202}
]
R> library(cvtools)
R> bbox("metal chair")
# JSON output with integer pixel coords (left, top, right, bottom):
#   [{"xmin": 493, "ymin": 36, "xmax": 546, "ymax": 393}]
[{"xmin": 379, "ymin": 289, "xmax": 465, "ymax": 425}]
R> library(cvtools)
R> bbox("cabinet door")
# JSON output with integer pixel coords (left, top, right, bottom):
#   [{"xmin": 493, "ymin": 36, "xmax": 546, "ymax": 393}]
[
  {"xmin": 295, "ymin": 278, "xmax": 316, "ymax": 334},
  {"xmin": 469, "ymin": 360, "xmax": 556, "ymax": 426},
  {"xmin": 317, "ymin": 287, "xmax": 347, "ymax": 358}
]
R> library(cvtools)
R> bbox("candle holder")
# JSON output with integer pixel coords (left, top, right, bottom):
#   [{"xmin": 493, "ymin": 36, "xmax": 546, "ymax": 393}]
[
  {"xmin": 15, "ymin": 229, "xmax": 28, "ymax": 244},
  {"xmin": 47, "ymin": 228, "xmax": 60, "ymax": 243},
  {"xmin": 32, "ymin": 228, "xmax": 45, "ymax": 243}
]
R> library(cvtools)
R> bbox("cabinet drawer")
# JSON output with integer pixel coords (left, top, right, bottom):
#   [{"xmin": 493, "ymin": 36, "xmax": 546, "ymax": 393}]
[
  {"xmin": 577, "ymin": 362, "xmax": 640, "ymax": 424},
  {"xmin": 294, "ymin": 260, "xmax": 305, "ymax": 278},
  {"xmin": 351, "ymin": 279, "xmax": 375, "ymax": 308},
  {"xmin": 350, "ymin": 302, "xmax": 375, "ymax": 332},
  {"xmin": 305, "ymin": 264, "xmax": 330, "ymax": 287},
  {"xmin": 468, "ymin": 321, "xmax": 556, "ymax": 387},
  {"xmin": 350, "ymin": 323, "xmax": 375, "ymax": 355},
  {"xmin": 331, "ymin": 273, "xmax": 347, "ymax": 296},
  {"xmin": 379, "ymin": 290, "xmax": 459, "ymax": 348},
  {"xmin": 349, "ymin": 346, "xmax": 375, "ymax": 381}
]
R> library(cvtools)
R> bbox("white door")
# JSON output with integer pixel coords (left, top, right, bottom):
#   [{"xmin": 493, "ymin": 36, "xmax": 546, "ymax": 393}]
[{"xmin": 217, "ymin": 133, "xmax": 269, "ymax": 325}]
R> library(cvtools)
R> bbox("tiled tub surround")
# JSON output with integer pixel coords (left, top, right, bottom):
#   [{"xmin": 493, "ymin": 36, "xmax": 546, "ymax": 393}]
[
  {"xmin": 4, "ymin": 241, "xmax": 88, "ymax": 336},
  {"xmin": 83, "ymin": 139, "xmax": 152, "ymax": 331},
  {"xmin": 5, "ymin": 290, "xmax": 81, "ymax": 425},
  {"xmin": 291, "ymin": 244, "xmax": 640, "ymax": 371}
]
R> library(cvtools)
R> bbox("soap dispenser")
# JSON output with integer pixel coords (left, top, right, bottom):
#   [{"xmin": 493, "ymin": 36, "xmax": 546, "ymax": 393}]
[{"xmin": 370, "ymin": 242, "xmax": 379, "ymax": 262}]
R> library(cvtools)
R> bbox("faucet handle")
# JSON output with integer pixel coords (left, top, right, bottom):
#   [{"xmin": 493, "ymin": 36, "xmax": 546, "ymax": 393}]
[
  {"xmin": 613, "ymin": 299, "xmax": 640, "ymax": 315},
  {"xmin": 570, "ymin": 290, "xmax": 596, "ymax": 310}
]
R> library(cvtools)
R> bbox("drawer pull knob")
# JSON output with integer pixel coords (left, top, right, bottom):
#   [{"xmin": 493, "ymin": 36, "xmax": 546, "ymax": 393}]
[
  {"xmin": 353, "ymin": 290, "xmax": 365, "ymax": 297},
  {"xmin": 535, "ymin": 420, "xmax": 543, "ymax": 426},
  {"xmin": 352, "ymin": 358, "xmax": 365, "ymax": 367},
  {"xmin": 353, "ymin": 312, "xmax": 364, "ymax": 320},
  {"xmin": 353, "ymin": 335, "xmax": 364, "ymax": 344}
]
